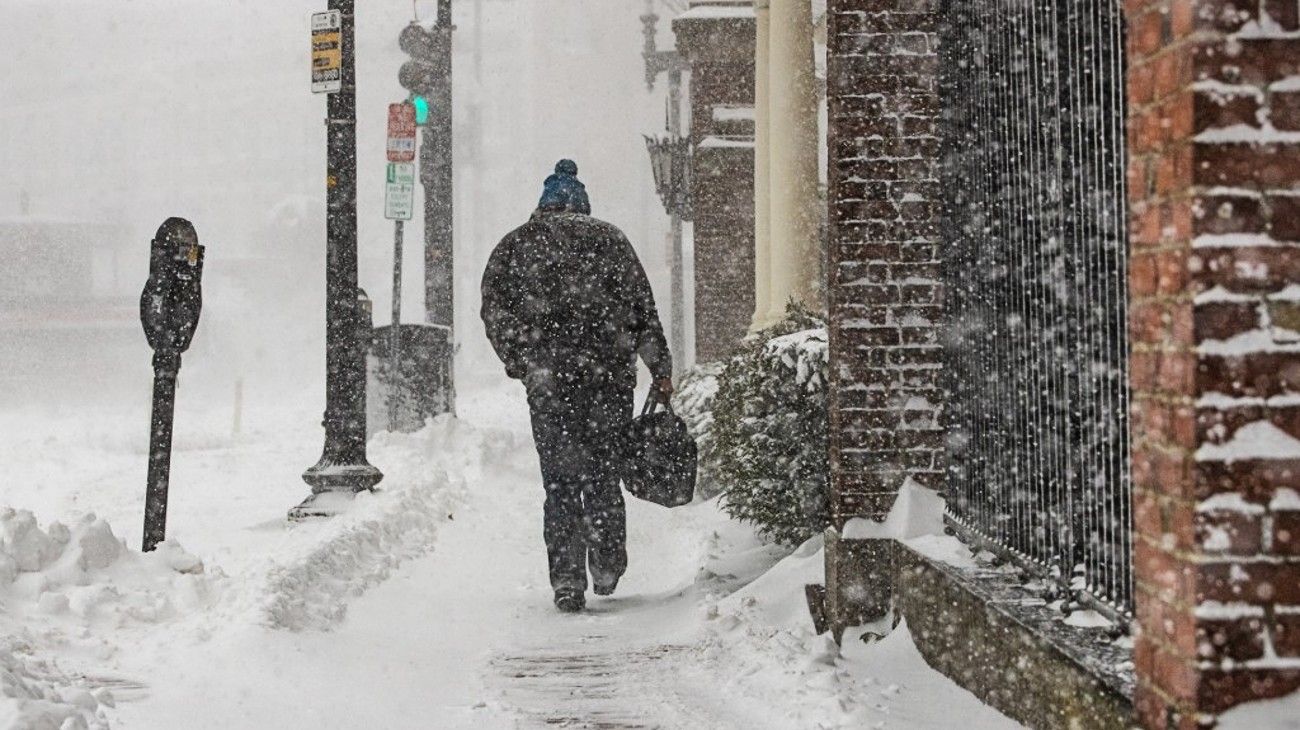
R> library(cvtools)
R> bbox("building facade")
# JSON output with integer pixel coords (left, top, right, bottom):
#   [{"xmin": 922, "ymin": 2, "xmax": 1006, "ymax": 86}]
[
  {"xmin": 673, "ymin": 1, "xmax": 758, "ymax": 362},
  {"xmin": 822, "ymin": 0, "xmax": 1300, "ymax": 727}
]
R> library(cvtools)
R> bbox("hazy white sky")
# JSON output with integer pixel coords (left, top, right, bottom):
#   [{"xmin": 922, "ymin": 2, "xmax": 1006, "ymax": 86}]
[{"xmin": 1, "ymin": 0, "xmax": 678, "ymax": 409}]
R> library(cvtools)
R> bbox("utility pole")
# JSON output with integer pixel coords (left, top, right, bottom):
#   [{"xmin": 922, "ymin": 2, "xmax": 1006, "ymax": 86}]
[
  {"xmin": 296, "ymin": 0, "xmax": 382, "ymax": 520},
  {"xmin": 424, "ymin": 0, "xmax": 455, "ymax": 411},
  {"xmin": 399, "ymin": 2, "xmax": 455, "ymax": 416}
]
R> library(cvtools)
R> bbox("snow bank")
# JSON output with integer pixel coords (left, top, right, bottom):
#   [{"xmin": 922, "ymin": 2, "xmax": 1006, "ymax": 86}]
[
  {"xmin": 0, "ymin": 509, "xmax": 213, "ymax": 630},
  {"xmin": 244, "ymin": 416, "xmax": 510, "ymax": 631},
  {"xmin": 691, "ymin": 480, "xmax": 1016, "ymax": 728},
  {"xmin": 698, "ymin": 535, "xmax": 1018, "ymax": 728},
  {"xmin": 0, "ymin": 635, "xmax": 110, "ymax": 730},
  {"xmin": 0, "ymin": 512, "xmax": 209, "ymax": 730},
  {"xmin": 0, "ymin": 415, "xmax": 512, "ymax": 729}
]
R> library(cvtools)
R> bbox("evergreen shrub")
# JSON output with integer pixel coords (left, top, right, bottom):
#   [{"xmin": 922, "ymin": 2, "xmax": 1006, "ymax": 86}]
[{"xmin": 674, "ymin": 305, "xmax": 829, "ymax": 545}]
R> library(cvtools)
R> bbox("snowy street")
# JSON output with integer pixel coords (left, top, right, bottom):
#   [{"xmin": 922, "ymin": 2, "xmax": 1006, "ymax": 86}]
[{"xmin": 0, "ymin": 383, "xmax": 1019, "ymax": 729}]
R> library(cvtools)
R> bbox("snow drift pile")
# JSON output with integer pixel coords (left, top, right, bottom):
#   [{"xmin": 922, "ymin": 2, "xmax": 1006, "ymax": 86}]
[{"xmin": 0, "ymin": 510, "xmax": 206, "ymax": 730}]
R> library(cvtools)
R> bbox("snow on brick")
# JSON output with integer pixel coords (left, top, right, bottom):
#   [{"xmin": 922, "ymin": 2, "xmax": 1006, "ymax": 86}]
[
  {"xmin": 1194, "ymin": 285, "xmax": 1260, "ymax": 305},
  {"xmin": 1193, "ymin": 124, "xmax": 1300, "ymax": 144},
  {"xmin": 1196, "ymin": 421, "xmax": 1300, "ymax": 464},
  {"xmin": 1196, "ymin": 418, "xmax": 1300, "ymax": 462},
  {"xmin": 1272, "ymin": 488, "xmax": 1300, "ymax": 511},
  {"xmin": 1197, "ymin": 329, "xmax": 1300, "ymax": 356},
  {"xmin": 1195, "ymin": 600, "xmax": 1267, "ymax": 620},
  {"xmin": 1192, "ymin": 232, "xmax": 1295, "ymax": 249}
]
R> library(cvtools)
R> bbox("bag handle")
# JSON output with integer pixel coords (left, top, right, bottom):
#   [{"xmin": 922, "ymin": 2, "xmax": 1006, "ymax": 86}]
[{"xmin": 641, "ymin": 387, "xmax": 672, "ymax": 417}]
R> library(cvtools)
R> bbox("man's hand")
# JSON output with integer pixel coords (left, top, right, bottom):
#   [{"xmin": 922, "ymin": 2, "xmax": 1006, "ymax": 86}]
[{"xmin": 654, "ymin": 377, "xmax": 674, "ymax": 398}]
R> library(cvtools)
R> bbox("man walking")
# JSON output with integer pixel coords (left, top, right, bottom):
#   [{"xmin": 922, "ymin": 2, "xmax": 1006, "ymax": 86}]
[{"xmin": 481, "ymin": 160, "xmax": 673, "ymax": 613}]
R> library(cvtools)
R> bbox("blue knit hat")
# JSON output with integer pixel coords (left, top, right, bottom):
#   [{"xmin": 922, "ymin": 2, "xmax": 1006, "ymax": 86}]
[{"xmin": 537, "ymin": 159, "xmax": 591, "ymax": 215}]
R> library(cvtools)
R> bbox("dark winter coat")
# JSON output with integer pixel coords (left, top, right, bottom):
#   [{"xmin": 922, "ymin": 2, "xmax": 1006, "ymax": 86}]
[{"xmin": 480, "ymin": 211, "xmax": 672, "ymax": 387}]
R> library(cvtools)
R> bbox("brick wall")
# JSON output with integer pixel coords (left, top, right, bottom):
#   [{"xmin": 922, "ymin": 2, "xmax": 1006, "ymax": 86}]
[
  {"xmin": 1127, "ymin": 0, "xmax": 1300, "ymax": 726},
  {"xmin": 673, "ymin": 9, "xmax": 757, "ymax": 364},
  {"xmin": 825, "ymin": 0, "xmax": 943, "ymax": 525}
]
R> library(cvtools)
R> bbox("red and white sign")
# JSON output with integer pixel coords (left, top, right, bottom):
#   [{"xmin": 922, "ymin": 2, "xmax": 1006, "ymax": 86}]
[{"xmin": 386, "ymin": 103, "xmax": 417, "ymax": 162}]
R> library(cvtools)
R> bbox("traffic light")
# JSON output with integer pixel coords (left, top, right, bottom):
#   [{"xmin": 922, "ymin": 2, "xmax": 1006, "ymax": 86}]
[
  {"xmin": 410, "ymin": 94, "xmax": 430, "ymax": 126},
  {"xmin": 399, "ymin": 23, "xmax": 437, "ymax": 122}
]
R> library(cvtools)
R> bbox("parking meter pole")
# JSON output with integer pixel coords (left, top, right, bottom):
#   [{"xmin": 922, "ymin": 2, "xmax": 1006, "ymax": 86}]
[
  {"xmin": 143, "ymin": 351, "xmax": 180, "ymax": 552},
  {"xmin": 389, "ymin": 219, "xmax": 403, "ymax": 432},
  {"xmin": 138, "ymin": 217, "xmax": 203, "ymax": 553},
  {"xmin": 296, "ymin": 0, "xmax": 382, "ymax": 520}
]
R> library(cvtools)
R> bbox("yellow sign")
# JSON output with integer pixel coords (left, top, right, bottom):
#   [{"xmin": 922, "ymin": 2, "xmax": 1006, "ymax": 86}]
[{"xmin": 310, "ymin": 10, "xmax": 342, "ymax": 94}]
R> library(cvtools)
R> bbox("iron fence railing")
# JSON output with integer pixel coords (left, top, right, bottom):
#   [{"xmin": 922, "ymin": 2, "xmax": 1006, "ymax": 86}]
[{"xmin": 938, "ymin": 0, "xmax": 1133, "ymax": 619}]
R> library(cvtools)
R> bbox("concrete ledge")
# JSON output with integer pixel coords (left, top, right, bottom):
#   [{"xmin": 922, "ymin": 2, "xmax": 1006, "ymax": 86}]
[{"xmin": 894, "ymin": 543, "xmax": 1134, "ymax": 730}]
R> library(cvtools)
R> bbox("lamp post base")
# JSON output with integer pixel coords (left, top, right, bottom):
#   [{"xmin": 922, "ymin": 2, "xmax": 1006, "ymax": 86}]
[{"xmin": 291, "ymin": 462, "xmax": 383, "ymax": 522}]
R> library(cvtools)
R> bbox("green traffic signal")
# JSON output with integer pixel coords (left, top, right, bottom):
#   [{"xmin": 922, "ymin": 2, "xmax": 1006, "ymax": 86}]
[{"xmin": 411, "ymin": 95, "xmax": 429, "ymax": 125}]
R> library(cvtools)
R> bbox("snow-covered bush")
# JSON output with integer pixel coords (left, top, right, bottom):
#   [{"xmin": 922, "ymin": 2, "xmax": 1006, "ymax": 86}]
[
  {"xmin": 671, "ymin": 362, "xmax": 723, "ymax": 498},
  {"xmin": 706, "ymin": 306, "xmax": 829, "ymax": 546}
]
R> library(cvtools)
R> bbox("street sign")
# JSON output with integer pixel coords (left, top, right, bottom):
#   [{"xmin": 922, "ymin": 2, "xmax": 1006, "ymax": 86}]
[
  {"xmin": 385, "ymin": 163, "xmax": 416, "ymax": 221},
  {"xmin": 311, "ymin": 11, "xmax": 342, "ymax": 94},
  {"xmin": 387, "ymin": 103, "xmax": 418, "ymax": 162}
]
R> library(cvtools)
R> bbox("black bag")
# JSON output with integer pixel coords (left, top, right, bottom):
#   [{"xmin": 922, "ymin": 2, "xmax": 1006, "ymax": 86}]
[{"xmin": 622, "ymin": 390, "xmax": 697, "ymax": 507}]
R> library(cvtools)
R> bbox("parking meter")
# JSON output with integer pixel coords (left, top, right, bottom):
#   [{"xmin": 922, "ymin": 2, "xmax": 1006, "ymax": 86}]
[
  {"xmin": 139, "ymin": 217, "xmax": 205, "ymax": 552},
  {"xmin": 141, "ymin": 221, "xmax": 204, "ymax": 358}
]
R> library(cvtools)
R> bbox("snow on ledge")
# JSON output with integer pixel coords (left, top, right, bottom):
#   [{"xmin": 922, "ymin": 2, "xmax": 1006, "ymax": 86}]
[
  {"xmin": 713, "ymin": 106, "xmax": 755, "ymax": 122},
  {"xmin": 677, "ymin": 4, "xmax": 754, "ymax": 20},
  {"xmin": 698, "ymin": 135, "xmax": 755, "ymax": 149},
  {"xmin": 1195, "ymin": 421, "xmax": 1300, "ymax": 464}
]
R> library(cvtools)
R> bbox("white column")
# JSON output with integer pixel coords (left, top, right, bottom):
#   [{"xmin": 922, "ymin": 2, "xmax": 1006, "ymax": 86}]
[
  {"xmin": 766, "ymin": 0, "xmax": 820, "ymax": 321},
  {"xmin": 752, "ymin": 0, "xmax": 773, "ymax": 331}
]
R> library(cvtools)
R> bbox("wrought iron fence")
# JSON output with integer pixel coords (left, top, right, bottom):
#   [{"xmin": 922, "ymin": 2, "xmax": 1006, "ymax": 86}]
[{"xmin": 937, "ymin": 0, "xmax": 1133, "ymax": 618}]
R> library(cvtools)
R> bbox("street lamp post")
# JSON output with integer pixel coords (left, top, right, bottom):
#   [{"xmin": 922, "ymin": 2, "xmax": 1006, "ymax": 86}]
[
  {"xmin": 295, "ymin": 0, "xmax": 383, "ymax": 521},
  {"xmin": 641, "ymin": 6, "xmax": 692, "ymax": 375}
]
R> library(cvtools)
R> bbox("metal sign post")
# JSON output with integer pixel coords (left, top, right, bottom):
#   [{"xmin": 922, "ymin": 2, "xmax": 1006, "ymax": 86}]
[{"xmin": 385, "ymin": 160, "xmax": 415, "ymax": 432}]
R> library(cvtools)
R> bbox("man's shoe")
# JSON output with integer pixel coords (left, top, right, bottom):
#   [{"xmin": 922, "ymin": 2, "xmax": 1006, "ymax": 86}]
[
  {"xmin": 592, "ymin": 575, "xmax": 619, "ymax": 597},
  {"xmin": 554, "ymin": 588, "xmax": 585, "ymax": 613}
]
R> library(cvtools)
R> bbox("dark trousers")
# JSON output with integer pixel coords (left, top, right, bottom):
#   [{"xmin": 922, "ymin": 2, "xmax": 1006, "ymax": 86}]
[{"xmin": 527, "ymin": 379, "xmax": 632, "ymax": 593}]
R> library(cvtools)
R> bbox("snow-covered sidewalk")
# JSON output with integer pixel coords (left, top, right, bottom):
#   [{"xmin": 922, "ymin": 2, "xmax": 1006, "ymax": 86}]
[{"xmin": 2, "ymin": 387, "xmax": 1020, "ymax": 729}]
